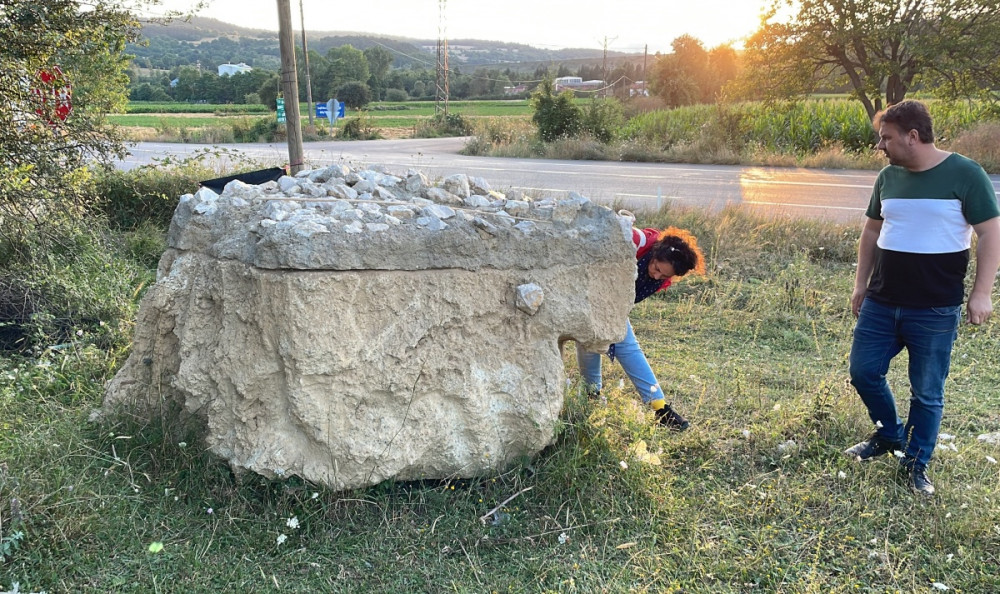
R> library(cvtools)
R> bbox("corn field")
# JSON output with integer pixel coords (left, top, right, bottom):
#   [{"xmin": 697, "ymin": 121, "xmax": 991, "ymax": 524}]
[{"xmin": 622, "ymin": 98, "xmax": 1000, "ymax": 154}]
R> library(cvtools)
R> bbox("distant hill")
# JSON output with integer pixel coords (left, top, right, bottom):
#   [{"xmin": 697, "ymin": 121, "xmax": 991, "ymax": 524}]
[{"xmin": 129, "ymin": 15, "xmax": 633, "ymax": 73}]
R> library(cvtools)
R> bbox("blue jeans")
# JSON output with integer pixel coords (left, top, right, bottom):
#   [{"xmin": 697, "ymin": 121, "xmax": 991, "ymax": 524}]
[
  {"xmin": 576, "ymin": 319, "xmax": 664, "ymax": 404},
  {"xmin": 848, "ymin": 298, "xmax": 961, "ymax": 468}
]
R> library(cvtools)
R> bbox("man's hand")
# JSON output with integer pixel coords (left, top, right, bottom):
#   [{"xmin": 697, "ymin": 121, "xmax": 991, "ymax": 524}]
[
  {"xmin": 969, "ymin": 217, "xmax": 1000, "ymax": 325},
  {"xmin": 967, "ymin": 292, "xmax": 993, "ymax": 325},
  {"xmin": 851, "ymin": 286, "xmax": 866, "ymax": 318}
]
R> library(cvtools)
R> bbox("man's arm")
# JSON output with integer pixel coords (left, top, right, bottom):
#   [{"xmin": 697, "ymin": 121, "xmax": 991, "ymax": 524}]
[
  {"xmin": 851, "ymin": 217, "xmax": 883, "ymax": 318},
  {"xmin": 968, "ymin": 216, "xmax": 1000, "ymax": 325}
]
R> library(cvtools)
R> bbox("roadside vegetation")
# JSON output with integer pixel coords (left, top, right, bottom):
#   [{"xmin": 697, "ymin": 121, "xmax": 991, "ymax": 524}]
[
  {"xmin": 2, "ymin": 155, "xmax": 1000, "ymax": 592},
  {"xmin": 114, "ymin": 94, "xmax": 1000, "ymax": 172}
]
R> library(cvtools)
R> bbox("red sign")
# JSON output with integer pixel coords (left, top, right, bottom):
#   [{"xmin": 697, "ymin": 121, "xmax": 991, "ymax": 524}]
[{"xmin": 32, "ymin": 66, "xmax": 73, "ymax": 124}]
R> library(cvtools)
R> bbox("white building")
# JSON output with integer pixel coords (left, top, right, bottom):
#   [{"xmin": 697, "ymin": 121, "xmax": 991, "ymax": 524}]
[
  {"xmin": 218, "ymin": 63, "xmax": 253, "ymax": 77},
  {"xmin": 554, "ymin": 76, "xmax": 604, "ymax": 92}
]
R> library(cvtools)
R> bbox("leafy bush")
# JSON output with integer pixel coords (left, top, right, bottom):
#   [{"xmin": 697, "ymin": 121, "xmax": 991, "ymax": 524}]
[
  {"xmin": 229, "ymin": 117, "xmax": 281, "ymax": 142},
  {"xmin": 95, "ymin": 165, "xmax": 203, "ymax": 230},
  {"xmin": 336, "ymin": 81, "xmax": 372, "ymax": 110},
  {"xmin": 413, "ymin": 113, "xmax": 474, "ymax": 138},
  {"xmin": 582, "ymin": 98, "xmax": 625, "ymax": 143},
  {"xmin": 339, "ymin": 113, "xmax": 381, "ymax": 140},
  {"xmin": 384, "ymin": 88, "xmax": 409, "ymax": 102},
  {"xmin": 530, "ymin": 78, "xmax": 583, "ymax": 141}
]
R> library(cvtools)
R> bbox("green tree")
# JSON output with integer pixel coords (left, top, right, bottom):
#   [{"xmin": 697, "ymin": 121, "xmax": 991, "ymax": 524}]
[
  {"xmin": 649, "ymin": 35, "xmax": 737, "ymax": 106},
  {"xmin": 1, "ymin": 0, "xmax": 148, "ymax": 257},
  {"xmin": 258, "ymin": 73, "xmax": 281, "ymax": 110},
  {"xmin": 321, "ymin": 45, "xmax": 369, "ymax": 100},
  {"xmin": 650, "ymin": 55, "xmax": 700, "ymax": 107},
  {"xmin": 530, "ymin": 77, "xmax": 582, "ymax": 141},
  {"xmin": 363, "ymin": 45, "xmax": 393, "ymax": 101},
  {"xmin": 335, "ymin": 81, "xmax": 371, "ymax": 110},
  {"xmin": 739, "ymin": 0, "xmax": 1000, "ymax": 119}
]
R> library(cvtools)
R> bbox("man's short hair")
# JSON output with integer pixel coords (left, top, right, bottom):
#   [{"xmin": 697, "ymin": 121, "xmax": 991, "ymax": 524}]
[{"xmin": 874, "ymin": 100, "xmax": 934, "ymax": 143}]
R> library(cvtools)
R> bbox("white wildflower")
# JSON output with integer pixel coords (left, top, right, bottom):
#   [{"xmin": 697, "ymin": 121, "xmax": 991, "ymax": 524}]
[
  {"xmin": 946, "ymin": 553, "xmax": 954, "ymax": 562},
  {"xmin": 311, "ymin": 492, "xmax": 319, "ymax": 499},
  {"xmin": 619, "ymin": 460, "xmax": 628, "ymax": 470},
  {"xmin": 931, "ymin": 582, "xmax": 949, "ymax": 591},
  {"xmin": 741, "ymin": 429, "xmax": 752, "ymax": 439},
  {"xmin": 986, "ymin": 456, "xmax": 998, "ymax": 465},
  {"xmin": 206, "ymin": 507, "xmax": 213, "ymax": 515},
  {"xmin": 286, "ymin": 516, "xmax": 300, "ymax": 529},
  {"xmin": 777, "ymin": 440, "xmax": 798, "ymax": 453},
  {"xmin": 276, "ymin": 533, "xmax": 287, "ymax": 545},
  {"xmin": 939, "ymin": 433, "xmax": 955, "ymax": 441},
  {"xmin": 558, "ymin": 532, "xmax": 569, "ymax": 545},
  {"xmin": 837, "ymin": 471, "xmax": 847, "ymax": 479}
]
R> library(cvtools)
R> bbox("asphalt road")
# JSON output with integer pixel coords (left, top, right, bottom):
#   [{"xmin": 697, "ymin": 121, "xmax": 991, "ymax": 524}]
[{"xmin": 121, "ymin": 138, "xmax": 1000, "ymax": 224}]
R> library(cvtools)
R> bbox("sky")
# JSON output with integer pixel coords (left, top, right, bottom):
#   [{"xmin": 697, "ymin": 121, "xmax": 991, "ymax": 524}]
[{"xmin": 148, "ymin": 0, "xmax": 773, "ymax": 54}]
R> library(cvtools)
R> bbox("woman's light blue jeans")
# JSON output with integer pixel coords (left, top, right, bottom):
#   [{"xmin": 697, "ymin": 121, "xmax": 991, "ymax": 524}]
[
  {"xmin": 576, "ymin": 319, "xmax": 664, "ymax": 404},
  {"xmin": 848, "ymin": 298, "xmax": 961, "ymax": 468}
]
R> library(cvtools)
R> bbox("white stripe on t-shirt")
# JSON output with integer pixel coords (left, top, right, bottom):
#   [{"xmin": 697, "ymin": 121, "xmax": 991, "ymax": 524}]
[{"xmin": 879, "ymin": 198, "xmax": 972, "ymax": 254}]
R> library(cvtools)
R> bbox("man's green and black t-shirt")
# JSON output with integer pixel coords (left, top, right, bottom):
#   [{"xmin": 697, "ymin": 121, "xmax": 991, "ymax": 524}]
[{"xmin": 866, "ymin": 153, "xmax": 999, "ymax": 308}]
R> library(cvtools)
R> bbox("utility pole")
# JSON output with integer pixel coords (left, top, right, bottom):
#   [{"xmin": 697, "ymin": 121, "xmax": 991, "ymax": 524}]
[
  {"xmin": 276, "ymin": 0, "xmax": 304, "ymax": 174},
  {"xmin": 435, "ymin": 0, "xmax": 449, "ymax": 115},
  {"xmin": 602, "ymin": 37, "xmax": 607, "ymax": 98},
  {"xmin": 601, "ymin": 36, "xmax": 616, "ymax": 98},
  {"xmin": 642, "ymin": 44, "xmax": 648, "ymax": 98},
  {"xmin": 299, "ymin": 0, "xmax": 314, "ymax": 128}
]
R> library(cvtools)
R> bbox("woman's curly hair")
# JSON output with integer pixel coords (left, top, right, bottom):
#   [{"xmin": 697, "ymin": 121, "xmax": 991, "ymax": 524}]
[{"xmin": 647, "ymin": 226, "xmax": 706, "ymax": 278}]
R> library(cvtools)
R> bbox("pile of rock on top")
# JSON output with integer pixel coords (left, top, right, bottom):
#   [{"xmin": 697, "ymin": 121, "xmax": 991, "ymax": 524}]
[{"xmin": 169, "ymin": 163, "xmax": 630, "ymax": 272}]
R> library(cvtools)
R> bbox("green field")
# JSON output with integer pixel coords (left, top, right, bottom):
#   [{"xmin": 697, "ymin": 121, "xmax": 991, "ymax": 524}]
[
  {"xmin": 115, "ymin": 100, "xmax": 534, "ymax": 134},
  {"xmin": 126, "ymin": 102, "xmax": 270, "ymax": 115},
  {"xmin": 109, "ymin": 115, "xmax": 257, "ymax": 128}
]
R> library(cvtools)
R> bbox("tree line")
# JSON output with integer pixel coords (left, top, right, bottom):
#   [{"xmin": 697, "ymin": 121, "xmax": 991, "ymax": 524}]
[{"xmin": 129, "ymin": 35, "xmax": 744, "ymax": 110}]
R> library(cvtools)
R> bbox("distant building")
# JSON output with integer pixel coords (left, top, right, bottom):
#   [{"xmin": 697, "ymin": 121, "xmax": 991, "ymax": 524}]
[
  {"xmin": 629, "ymin": 81, "xmax": 650, "ymax": 97},
  {"xmin": 554, "ymin": 76, "xmax": 604, "ymax": 93},
  {"xmin": 218, "ymin": 63, "xmax": 253, "ymax": 77},
  {"xmin": 504, "ymin": 84, "xmax": 528, "ymax": 96}
]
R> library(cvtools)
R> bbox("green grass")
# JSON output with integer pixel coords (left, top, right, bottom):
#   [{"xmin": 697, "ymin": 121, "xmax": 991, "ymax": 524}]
[
  {"xmin": 109, "ymin": 115, "xmax": 254, "ymax": 128},
  {"xmin": 2, "ymin": 195, "xmax": 999, "ymax": 592},
  {"xmin": 126, "ymin": 102, "xmax": 270, "ymax": 115},
  {"xmin": 115, "ymin": 100, "xmax": 533, "ymax": 139}
]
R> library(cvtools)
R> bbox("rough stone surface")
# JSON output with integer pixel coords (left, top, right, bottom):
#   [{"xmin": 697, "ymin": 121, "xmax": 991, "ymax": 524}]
[{"xmin": 104, "ymin": 164, "xmax": 637, "ymax": 491}]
